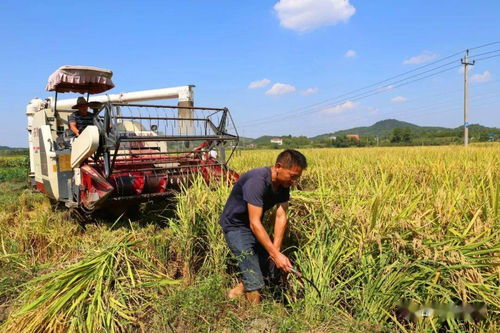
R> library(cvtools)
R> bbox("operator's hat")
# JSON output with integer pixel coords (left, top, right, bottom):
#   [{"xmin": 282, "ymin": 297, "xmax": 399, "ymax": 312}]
[{"xmin": 72, "ymin": 96, "xmax": 89, "ymax": 109}]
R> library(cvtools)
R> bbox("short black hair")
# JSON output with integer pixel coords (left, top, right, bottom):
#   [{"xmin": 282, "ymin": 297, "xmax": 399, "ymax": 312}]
[{"xmin": 276, "ymin": 149, "xmax": 307, "ymax": 169}]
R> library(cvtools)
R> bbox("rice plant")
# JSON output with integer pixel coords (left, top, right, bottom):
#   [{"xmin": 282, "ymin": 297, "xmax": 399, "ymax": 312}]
[
  {"xmin": 0, "ymin": 144, "xmax": 498, "ymax": 331},
  {"xmin": 1, "ymin": 235, "xmax": 179, "ymax": 332}
]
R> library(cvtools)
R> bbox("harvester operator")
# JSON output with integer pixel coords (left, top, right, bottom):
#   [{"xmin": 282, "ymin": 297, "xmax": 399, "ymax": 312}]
[
  {"xmin": 219, "ymin": 149, "xmax": 307, "ymax": 305},
  {"xmin": 69, "ymin": 96, "xmax": 94, "ymax": 137}
]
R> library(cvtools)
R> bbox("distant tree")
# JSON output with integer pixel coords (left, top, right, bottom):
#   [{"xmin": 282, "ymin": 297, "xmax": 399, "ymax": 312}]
[
  {"xmin": 333, "ymin": 136, "xmax": 348, "ymax": 148},
  {"xmin": 402, "ymin": 127, "xmax": 412, "ymax": 143},
  {"xmin": 479, "ymin": 131, "xmax": 489, "ymax": 142},
  {"xmin": 346, "ymin": 136, "xmax": 360, "ymax": 147},
  {"xmin": 391, "ymin": 127, "xmax": 402, "ymax": 143}
]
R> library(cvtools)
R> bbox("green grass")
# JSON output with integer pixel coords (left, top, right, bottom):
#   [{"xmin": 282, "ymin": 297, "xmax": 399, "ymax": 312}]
[{"xmin": 0, "ymin": 155, "xmax": 28, "ymax": 182}]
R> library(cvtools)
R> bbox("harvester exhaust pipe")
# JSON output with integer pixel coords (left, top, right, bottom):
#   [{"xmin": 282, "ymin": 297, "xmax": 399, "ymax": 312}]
[{"xmin": 54, "ymin": 85, "xmax": 195, "ymax": 110}]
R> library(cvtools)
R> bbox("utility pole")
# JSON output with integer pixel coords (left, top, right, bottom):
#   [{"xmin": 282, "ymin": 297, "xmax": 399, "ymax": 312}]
[{"xmin": 461, "ymin": 49, "xmax": 475, "ymax": 146}]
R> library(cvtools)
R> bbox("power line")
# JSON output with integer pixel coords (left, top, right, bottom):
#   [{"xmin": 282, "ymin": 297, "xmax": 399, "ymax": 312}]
[
  {"xmin": 338, "ymin": 89, "xmax": 500, "ymax": 129},
  {"xmin": 246, "ymin": 79, "xmax": 500, "ymax": 133},
  {"xmin": 460, "ymin": 47, "xmax": 500, "ymax": 146},
  {"xmin": 239, "ymin": 62, "xmax": 457, "ymax": 127},
  {"xmin": 323, "ymin": 79, "xmax": 500, "ymax": 128},
  {"xmin": 272, "ymin": 93, "xmax": 500, "ymax": 136},
  {"xmin": 239, "ymin": 57, "xmax": 462, "ymax": 127},
  {"xmin": 471, "ymin": 53, "xmax": 500, "ymax": 62},
  {"xmin": 239, "ymin": 64, "xmax": 462, "ymax": 128},
  {"xmin": 468, "ymin": 40, "xmax": 500, "ymax": 50},
  {"xmin": 470, "ymin": 48, "xmax": 500, "ymax": 57},
  {"xmin": 238, "ymin": 40, "xmax": 500, "ymax": 130}
]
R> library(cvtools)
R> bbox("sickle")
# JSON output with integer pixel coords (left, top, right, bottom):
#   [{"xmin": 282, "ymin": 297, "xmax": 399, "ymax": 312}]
[{"xmin": 290, "ymin": 268, "xmax": 322, "ymax": 298}]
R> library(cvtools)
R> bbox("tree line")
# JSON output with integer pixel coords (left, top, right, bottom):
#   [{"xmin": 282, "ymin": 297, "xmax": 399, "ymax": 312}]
[{"xmin": 248, "ymin": 127, "xmax": 499, "ymax": 149}]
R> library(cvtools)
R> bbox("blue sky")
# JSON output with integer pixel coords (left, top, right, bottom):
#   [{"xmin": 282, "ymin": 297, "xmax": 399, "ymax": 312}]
[{"xmin": 1, "ymin": 0, "xmax": 499, "ymax": 146}]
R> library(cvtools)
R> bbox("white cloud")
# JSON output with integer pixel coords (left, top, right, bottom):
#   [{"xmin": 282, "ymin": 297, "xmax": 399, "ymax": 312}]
[
  {"xmin": 274, "ymin": 0, "xmax": 356, "ymax": 33},
  {"xmin": 391, "ymin": 96, "xmax": 408, "ymax": 103},
  {"xmin": 470, "ymin": 71, "xmax": 492, "ymax": 83},
  {"xmin": 323, "ymin": 100, "xmax": 359, "ymax": 114},
  {"xmin": 301, "ymin": 87, "xmax": 318, "ymax": 96},
  {"xmin": 248, "ymin": 78, "xmax": 271, "ymax": 89},
  {"xmin": 266, "ymin": 83, "xmax": 296, "ymax": 96},
  {"xmin": 368, "ymin": 106, "xmax": 380, "ymax": 114},
  {"xmin": 344, "ymin": 49, "xmax": 356, "ymax": 58},
  {"xmin": 377, "ymin": 85, "xmax": 394, "ymax": 92},
  {"xmin": 403, "ymin": 51, "xmax": 438, "ymax": 65}
]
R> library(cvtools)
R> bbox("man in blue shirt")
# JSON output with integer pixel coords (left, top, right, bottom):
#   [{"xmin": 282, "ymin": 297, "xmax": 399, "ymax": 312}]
[
  {"xmin": 219, "ymin": 149, "xmax": 307, "ymax": 304},
  {"xmin": 68, "ymin": 97, "xmax": 94, "ymax": 137}
]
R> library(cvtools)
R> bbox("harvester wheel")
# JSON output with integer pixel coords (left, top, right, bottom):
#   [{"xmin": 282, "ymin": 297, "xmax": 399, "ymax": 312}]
[
  {"xmin": 48, "ymin": 198, "xmax": 67, "ymax": 212},
  {"xmin": 69, "ymin": 207, "xmax": 93, "ymax": 230}
]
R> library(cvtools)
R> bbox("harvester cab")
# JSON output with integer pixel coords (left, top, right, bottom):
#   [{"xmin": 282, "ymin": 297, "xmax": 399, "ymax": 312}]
[{"xmin": 27, "ymin": 65, "xmax": 239, "ymax": 215}]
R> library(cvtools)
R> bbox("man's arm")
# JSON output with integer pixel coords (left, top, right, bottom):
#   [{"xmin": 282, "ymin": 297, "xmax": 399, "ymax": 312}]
[
  {"xmin": 248, "ymin": 203, "xmax": 292, "ymax": 273},
  {"xmin": 273, "ymin": 202, "xmax": 288, "ymax": 252},
  {"xmin": 69, "ymin": 122, "xmax": 79, "ymax": 137}
]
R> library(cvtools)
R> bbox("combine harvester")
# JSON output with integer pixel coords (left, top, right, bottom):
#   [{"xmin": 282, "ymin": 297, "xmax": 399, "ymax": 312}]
[{"xmin": 27, "ymin": 65, "xmax": 239, "ymax": 220}]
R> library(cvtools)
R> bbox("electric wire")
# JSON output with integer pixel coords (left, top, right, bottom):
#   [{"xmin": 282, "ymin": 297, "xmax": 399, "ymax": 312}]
[
  {"xmin": 469, "ymin": 48, "xmax": 500, "ymax": 58},
  {"xmin": 238, "ymin": 40, "xmax": 500, "ymax": 129},
  {"xmin": 239, "ymin": 62, "xmax": 458, "ymax": 127},
  {"xmin": 338, "ymin": 91, "xmax": 500, "ymax": 131},
  {"xmin": 468, "ymin": 41, "xmax": 500, "ymax": 50},
  {"xmin": 471, "ymin": 54, "xmax": 500, "ymax": 62},
  {"xmin": 250, "ymin": 79, "xmax": 500, "ymax": 133},
  {"xmin": 280, "ymin": 95, "xmax": 500, "ymax": 137},
  {"xmin": 239, "ymin": 64, "xmax": 463, "ymax": 128},
  {"xmin": 239, "ymin": 57, "xmax": 462, "ymax": 127}
]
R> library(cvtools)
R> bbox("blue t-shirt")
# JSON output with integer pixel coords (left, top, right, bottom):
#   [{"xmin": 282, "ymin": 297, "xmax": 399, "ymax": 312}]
[
  {"xmin": 68, "ymin": 111, "xmax": 94, "ymax": 134},
  {"xmin": 219, "ymin": 166, "xmax": 290, "ymax": 233}
]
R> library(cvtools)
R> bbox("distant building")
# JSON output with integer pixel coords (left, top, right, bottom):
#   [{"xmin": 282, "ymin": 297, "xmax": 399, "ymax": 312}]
[
  {"xmin": 270, "ymin": 138, "xmax": 283, "ymax": 145},
  {"xmin": 329, "ymin": 136, "xmax": 337, "ymax": 141},
  {"xmin": 346, "ymin": 134, "xmax": 360, "ymax": 140}
]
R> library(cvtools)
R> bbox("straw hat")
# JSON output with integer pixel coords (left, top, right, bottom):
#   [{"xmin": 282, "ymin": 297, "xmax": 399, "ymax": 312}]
[{"xmin": 72, "ymin": 96, "xmax": 89, "ymax": 109}]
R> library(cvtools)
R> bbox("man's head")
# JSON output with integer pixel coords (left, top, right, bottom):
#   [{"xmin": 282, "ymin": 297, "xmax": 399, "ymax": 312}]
[
  {"xmin": 274, "ymin": 149, "xmax": 307, "ymax": 188},
  {"xmin": 72, "ymin": 96, "xmax": 89, "ymax": 114}
]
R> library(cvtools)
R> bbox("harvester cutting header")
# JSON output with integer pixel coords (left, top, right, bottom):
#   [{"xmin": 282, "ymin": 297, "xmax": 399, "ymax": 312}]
[{"xmin": 27, "ymin": 65, "xmax": 239, "ymax": 215}]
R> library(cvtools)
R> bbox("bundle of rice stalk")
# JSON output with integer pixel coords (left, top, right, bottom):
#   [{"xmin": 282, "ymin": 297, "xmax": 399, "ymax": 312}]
[{"xmin": 1, "ymin": 235, "xmax": 179, "ymax": 333}]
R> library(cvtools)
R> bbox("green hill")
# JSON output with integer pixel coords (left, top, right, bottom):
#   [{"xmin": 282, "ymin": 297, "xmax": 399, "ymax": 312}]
[
  {"xmin": 245, "ymin": 119, "xmax": 499, "ymax": 148},
  {"xmin": 312, "ymin": 119, "xmax": 450, "ymax": 140},
  {"xmin": 237, "ymin": 137, "xmax": 255, "ymax": 145},
  {"xmin": 251, "ymin": 136, "xmax": 275, "ymax": 144}
]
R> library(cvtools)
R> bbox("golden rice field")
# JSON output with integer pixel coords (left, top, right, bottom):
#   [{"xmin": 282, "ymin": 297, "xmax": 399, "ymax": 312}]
[{"xmin": 0, "ymin": 144, "xmax": 498, "ymax": 332}]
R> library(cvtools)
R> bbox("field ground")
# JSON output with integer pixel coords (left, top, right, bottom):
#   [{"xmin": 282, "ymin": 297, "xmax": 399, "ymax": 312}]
[{"xmin": 0, "ymin": 145, "xmax": 498, "ymax": 332}]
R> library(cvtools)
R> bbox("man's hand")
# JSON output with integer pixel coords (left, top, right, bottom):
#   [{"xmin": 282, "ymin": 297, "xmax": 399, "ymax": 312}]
[
  {"xmin": 248, "ymin": 203, "xmax": 293, "ymax": 273},
  {"xmin": 69, "ymin": 122, "xmax": 79, "ymax": 137},
  {"xmin": 271, "ymin": 251, "xmax": 292, "ymax": 273}
]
